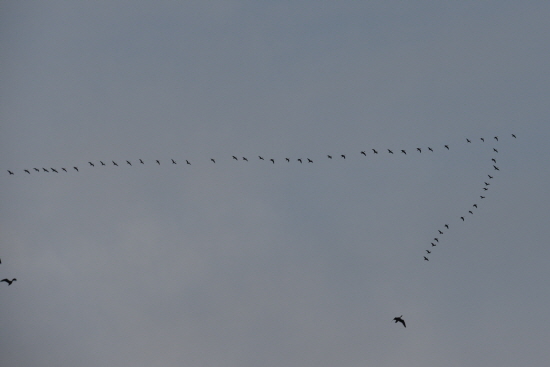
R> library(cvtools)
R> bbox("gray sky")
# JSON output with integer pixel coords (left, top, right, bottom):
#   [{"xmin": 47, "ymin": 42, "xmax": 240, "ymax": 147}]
[{"xmin": 1, "ymin": 2, "xmax": 549, "ymax": 366}]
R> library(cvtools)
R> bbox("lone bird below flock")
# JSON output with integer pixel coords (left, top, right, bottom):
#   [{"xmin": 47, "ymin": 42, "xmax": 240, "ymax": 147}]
[
  {"xmin": 424, "ymin": 256, "xmax": 429, "ymax": 261},
  {"xmin": 393, "ymin": 315, "xmax": 406, "ymax": 327},
  {"xmin": 1, "ymin": 278, "xmax": 16, "ymax": 286}
]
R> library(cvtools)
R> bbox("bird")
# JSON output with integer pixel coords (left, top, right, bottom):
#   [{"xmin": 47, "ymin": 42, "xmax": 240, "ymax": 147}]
[
  {"xmin": 434, "ymin": 238, "xmax": 439, "ymax": 242},
  {"xmin": 417, "ymin": 148, "xmax": 422, "ymax": 153},
  {"xmin": 327, "ymin": 155, "xmax": 332, "ymax": 159},
  {"xmin": 112, "ymin": 161, "xmax": 118, "ymax": 166},
  {"xmin": 426, "ymin": 250, "xmax": 431, "ymax": 254},
  {"xmin": 33, "ymin": 168, "xmax": 39, "ymax": 172},
  {"xmin": 388, "ymin": 149, "xmax": 394, "ymax": 154},
  {"xmin": 259, "ymin": 156, "xmax": 264, "ymax": 160},
  {"xmin": 484, "ymin": 182, "xmax": 490, "ymax": 186},
  {"xmin": 42, "ymin": 168, "xmax": 49, "ymax": 172},
  {"xmin": 480, "ymin": 196, "xmax": 485, "ymax": 199},
  {"xmin": 62, "ymin": 168, "xmax": 67, "ymax": 172},
  {"xmin": 171, "ymin": 159, "xmax": 176, "ymax": 164},
  {"xmin": 74, "ymin": 167, "xmax": 79, "ymax": 172},
  {"xmin": 393, "ymin": 316, "xmax": 406, "ymax": 327},
  {"xmin": 298, "ymin": 159, "xmax": 302, "ymax": 163},
  {"xmin": 361, "ymin": 151, "xmax": 366, "ymax": 156},
  {"xmin": 270, "ymin": 159, "xmax": 275, "ymax": 164},
  {"xmin": 7, "ymin": 170, "xmax": 14, "ymax": 175},
  {"xmin": 461, "ymin": 216, "xmax": 465, "ymax": 221},
  {"xmin": 483, "ymin": 187, "xmax": 488, "ymax": 191},
  {"xmin": 307, "ymin": 158, "xmax": 313, "ymax": 163},
  {"xmin": 492, "ymin": 158, "xmax": 497, "ymax": 163},
  {"xmin": 89, "ymin": 162, "xmax": 94, "ymax": 167},
  {"xmin": 488, "ymin": 175, "xmax": 493, "ymax": 179},
  {"xmin": 51, "ymin": 168, "xmax": 58, "ymax": 173},
  {"xmin": 493, "ymin": 165, "xmax": 499, "ymax": 171},
  {"xmin": 126, "ymin": 160, "xmax": 132, "ymax": 166},
  {"xmin": 372, "ymin": 149, "xmax": 378, "ymax": 154},
  {"xmin": 424, "ymin": 257, "xmax": 429, "ymax": 261},
  {"xmin": 431, "ymin": 242, "xmax": 437, "ymax": 247},
  {"xmin": 494, "ymin": 136, "xmax": 498, "ymax": 141},
  {"xmin": 428, "ymin": 147, "xmax": 434, "ymax": 152},
  {"xmin": 243, "ymin": 157, "xmax": 248, "ymax": 162},
  {"xmin": 232, "ymin": 156, "xmax": 238, "ymax": 160},
  {"xmin": 481, "ymin": 137, "xmax": 485, "ymax": 142},
  {"xmin": 139, "ymin": 160, "xmax": 144, "ymax": 164},
  {"xmin": 473, "ymin": 204, "xmax": 478, "ymax": 208},
  {"xmin": 156, "ymin": 160, "xmax": 160, "ymax": 165},
  {"xmin": 493, "ymin": 148, "xmax": 498, "ymax": 153},
  {"xmin": 438, "ymin": 230, "xmax": 443, "ymax": 234},
  {"xmin": 341, "ymin": 155, "xmax": 346, "ymax": 159},
  {"xmin": 101, "ymin": 161, "xmax": 106, "ymax": 166},
  {"xmin": 211, "ymin": 159, "xmax": 216, "ymax": 163},
  {"xmin": 401, "ymin": 150, "xmax": 406, "ymax": 154},
  {"xmin": 466, "ymin": 138, "xmax": 471, "ymax": 143},
  {"xmin": 512, "ymin": 134, "xmax": 516, "ymax": 138},
  {"xmin": 444, "ymin": 224, "xmax": 449, "ymax": 229},
  {"xmin": 1, "ymin": 278, "xmax": 16, "ymax": 286},
  {"xmin": 285, "ymin": 158, "xmax": 290, "ymax": 162},
  {"xmin": 186, "ymin": 160, "xmax": 191, "ymax": 165},
  {"xmin": 469, "ymin": 211, "xmax": 473, "ymax": 214},
  {"xmin": 24, "ymin": 170, "xmax": 30, "ymax": 174},
  {"xmin": 445, "ymin": 145, "xmax": 449, "ymax": 150}
]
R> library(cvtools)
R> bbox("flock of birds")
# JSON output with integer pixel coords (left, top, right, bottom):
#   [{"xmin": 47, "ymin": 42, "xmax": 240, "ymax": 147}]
[{"xmin": 2, "ymin": 134, "xmax": 519, "ymax": 330}]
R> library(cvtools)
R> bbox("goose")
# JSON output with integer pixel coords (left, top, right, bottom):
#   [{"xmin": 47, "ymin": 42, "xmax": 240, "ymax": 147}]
[
  {"xmin": 372, "ymin": 149, "xmax": 378, "ymax": 154},
  {"xmin": 1, "ymin": 278, "xmax": 16, "ymax": 285},
  {"xmin": 51, "ymin": 168, "xmax": 58, "ymax": 173},
  {"xmin": 401, "ymin": 150, "xmax": 406, "ymax": 154},
  {"xmin": 156, "ymin": 160, "xmax": 160, "ymax": 165},
  {"xmin": 42, "ymin": 168, "xmax": 49, "ymax": 172},
  {"xmin": 232, "ymin": 156, "xmax": 238, "ymax": 160},
  {"xmin": 512, "ymin": 134, "xmax": 516, "ymax": 138},
  {"xmin": 445, "ymin": 145, "xmax": 449, "ymax": 150},
  {"xmin": 186, "ymin": 160, "xmax": 191, "ymax": 165},
  {"xmin": 424, "ymin": 257, "xmax": 429, "ymax": 261},
  {"xmin": 327, "ymin": 155, "xmax": 332, "ymax": 159},
  {"xmin": 89, "ymin": 162, "xmax": 94, "ymax": 167},
  {"xmin": 481, "ymin": 137, "xmax": 485, "ymax": 142},
  {"xmin": 139, "ymin": 160, "xmax": 144, "ymax": 164},
  {"xmin": 307, "ymin": 158, "xmax": 313, "ymax": 163},
  {"xmin": 341, "ymin": 155, "xmax": 346, "ymax": 159},
  {"xmin": 171, "ymin": 159, "xmax": 176, "ymax": 164},
  {"xmin": 62, "ymin": 168, "xmax": 67, "ymax": 172},
  {"xmin": 393, "ymin": 316, "xmax": 406, "ymax": 327},
  {"xmin": 33, "ymin": 168, "xmax": 39, "ymax": 172},
  {"xmin": 24, "ymin": 170, "xmax": 30, "ymax": 174},
  {"xmin": 101, "ymin": 161, "xmax": 106, "ymax": 166},
  {"xmin": 428, "ymin": 147, "xmax": 434, "ymax": 152},
  {"xmin": 417, "ymin": 148, "xmax": 422, "ymax": 153},
  {"xmin": 126, "ymin": 160, "xmax": 132, "ymax": 166},
  {"xmin": 270, "ymin": 159, "xmax": 275, "ymax": 164},
  {"xmin": 461, "ymin": 217, "xmax": 465, "ymax": 221},
  {"xmin": 74, "ymin": 167, "xmax": 79, "ymax": 172},
  {"xmin": 7, "ymin": 170, "xmax": 14, "ymax": 175},
  {"xmin": 259, "ymin": 156, "xmax": 264, "ymax": 160},
  {"xmin": 298, "ymin": 159, "xmax": 302, "ymax": 163},
  {"xmin": 466, "ymin": 138, "xmax": 471, "ymax": 143},
  {"xmin": 112, "ymin": 161, "xmax": 118, "ymax": 166},
  {"xmin": 388, "ymin": 149, "xmax": 394, "ymax": 154},
  {"xmin": 493, "ymin": 165, "xmax": 499, "ymax": 171},
  {"xmin": 361, "ymin": 151, "xmax": 366, "ymax": 156},
  {"xmin": 426, "ymin": 250, "xmax": 431, "ymax": 254},
  {"xmin": 243, "ymin": 157, "xmax": 248, "ymax": 161},
  {"xmin": 211, "ymin": 159, "xmax": 216, "ymax": 163}
]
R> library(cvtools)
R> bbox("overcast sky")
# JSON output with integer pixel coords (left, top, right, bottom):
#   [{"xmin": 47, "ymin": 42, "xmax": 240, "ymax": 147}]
[{"xmin": 1, "ymin": 2, "xmax": 550, "ymax": 366}]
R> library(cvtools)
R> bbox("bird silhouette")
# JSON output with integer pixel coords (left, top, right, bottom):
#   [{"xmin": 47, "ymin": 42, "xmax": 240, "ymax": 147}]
[
  {"xmin": 1, "ymin": 278, "xmax": 16, "ymax": 285},
  {"xmin": 74, "ymin": 167, "xmax": 79, "ymax": 172},
  {"xmin": 33, "ymin": 168, "xmax": 39, "ymax": 172},
  {"xmin": 372, "ymin": 149, "xmax": 378, "ymax": 154},
  {"xmin": 480, "ymin": 196, "xmax": 485, "ymax": 199},
  {"xmin": 493, "ymin": 165, "xmax": 499, "ymax": 171},
  {"xmin": 444, "ymin": 224, "xmax": 449, "ymax": 229},
  {"xmin": 438, "ymin": 230, "xmax": 443, "ymax": 234},
  {"xmin": 89, "ymin": 162, "xmax": 94, "ymax": 167},
  {"xmin": 126, "ymin": 161, "xmax": 132, "ymax": 166},
  {"xmin": 7, "ymin": 170, "xmax": 14, "ymax": 175},
  {"xmin": 483, "ymin": 188, "xmax": 488, "ymax": 191},
  {"xmin": 473, "ymin": 204, "xmax": 478, "ymax": 208},
  {"xmin": 139, "ymin": 160, "xmax": 144, "ymax": 164},
  {"xmin": 243, "ymin": 157, "xmax": 248, "ymax": 162},
  {"xmin": 42, "ymin": 168, "xmax": 49, "ymax": 172},
  {"xmin": 426, "ymin": 250, "xmax": 431, "ymax": 254},
  {"xmin": 484, "ymin": 182, "xmax": 490, "ymax": 186},
  {"xmin": 101, "ymin": 161, "xmax": 106, "ymax": 166},
  {"xmin": 431, "ymin": 242, "xmax": 437, "ymax": 247},
  {"xmin": 481, "ymin": 137, "xmax": 485, "ymax": 142},
  {"xmin": 232, "ymin": 156, "xmax": 238, "ymax": 160},
  {"xmin": 156, "ymin": 160, "xmax": 160, "ymax": 165},
  {"xmin": 270, "ymin": 159, "xmax": 275, "ymax": 164},
  {"xmin": 393, "ymin": 316, "xmax": 406, "ymax": 327},
  {"xmin": 466, "ymin": 139, "xmax": 471, "ymax": 143},
  {"xmin": 186, "ymin": 160, "xmax": 191, "ymax": 165},
  {"xmin": 461, "ymin": 217, "xmax": 465, "ymax": 221},
  {"xmin": 469, "ymin": 211, "xmax": 473, "ymax": 214},
  {"xmin": 285, "ymin": 158, "xmax": 290, "ymax": 162},
  {"xmin": 417, "ymin": 148, "xmax": 422, "ymax": 153},
  {"xmin": 62, "ymin": 168, "xmax": 67, "ymax": 172},
  {"xmin": 171, "ymin": 159, "xmax": 176, "ymax": 164},
  {"xmin": 493, "ymin": 148, "xmax": 498, "ymax": 153},
  {"xmin": 24, "ymin": 170, "xmax": 30, "ymax": 174},
  {"xmin": 327, "ymin": 155, "xmax": 332, "ymax": 159},
  {"xmin": 388, "ymin": 149, "xmax": 393, "ymax": 154},
  {"xmin": 307, "ymin": 158, "xmax": 313, "ymax": 163},
  {"xmin": 112, "ymin": 161, "xmax": 118, "ymax": 166},
  {"xmin": 424, "ymin": 257, "xmax": 429, "ymax": 261},
  {"xmin": 445, "ymin": 145, "xmax": 449, "ymax": 150},
  {"xmin": 434, "ymin": 238, "xmax": 439, "ymax": 242},
  {"xmin": 51, "ymin": 168, "xmax": 58, "ymax": 173},
  {"xmin": 211, "ymin": 159, "xmax": 216, "ymax": 163},
  {"xmin": 512, "ymin": 134, "xmax": 516, "ymax": 138},
  {"xmin": 341, "ymin": 155, "xmax": 346, "ymax": 159},
  {"xmin": 428, "ymin": 147, "xmax": 434, "ymax": 152},
  {"xmin": 492, "ymin": 158, "xmax": 497, "ymax": 163},
  {"xmin": 298, "ymin": 159, "xmax": 302, "ymax": 163},
  {"xmin": 494, "ymin": 136, "xmax": 498, "ymax": 141},
  {"xmin": 259, "ymin": 156, "xmax": 264, "ymax": 160},
  {"xmin": 488, "ymin": 175, "xmax": 493, "ymax": 179},
  {"xmin": 401, "ymin": 150, "xmax": 406, "ymax": 154},
  {"xmin": 361, "ymin": 151, "xmax": 366, "ymax": 156}
]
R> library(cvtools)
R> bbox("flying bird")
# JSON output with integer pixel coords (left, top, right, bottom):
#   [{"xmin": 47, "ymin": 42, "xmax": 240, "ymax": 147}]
[
  {"xmin": 444, "ymin": 224, "xmax": 449, "ymax": 229},
  {"xmin": 156, "ymin": 160, "xmax": 160, "ymax": 165},
  {"xmin": 211, "ymin": 159, "xmax": 216, "ymax": 163},
  {"xmin": 73, "ymin": 167, "xmax": 79, "ymax": 172},
  {"xmin": 171, "ymin": 159, "xmax": 176, "ymax": 164},
  {"xmin": 481, "ymin": 137, "xmax": 485, "ymax": 142},
  {"xmin": 285, "ymin": 158, "xmax": 290, "ymax": 162},
  {"xmin": 232, "ymin": 156, "xmax": 238, "ymax": 160},
  {"xmin": 494, "ymin": 136, "xmax": 498, "ymax": 141},
  {"xmin": 298, "ymin": 159, "xmax": 302, "ymax": 163},
  {"xmin": 492, "ymin": 158, "xmax": 497, "ymax": 163},
  {"xmin": 469, "ymin": 211, "xmax": 473, "ymax": 214},
  {"xmin": 484, "ymin": 182, "xmax": 490, "ymax": 186},
  {"xmin": 126, "ymin": 160, "xmax": 132, "ymax": 166},
  {"xmin": 372, "ymin": 149, "xmax": 378, "ymax": 154},
  {"xmin": 328, "ymin": 155, "xmax": 332, "ymax": 159},
  {"xmin": 388, "ymin": 149, "xmax": 393, "ymax": 154},
  {"xmin": 493, "ymin": 165, "xmax": 499, "ymax": 171},
  {"xmin": 62, "ymin": 168, "xmax": 67, "ymax": 172},
  {"xmin": 393, "ymin": 316, "xmax": 406, "ymax": 327},
  {"xmin": 431, "ymin": 242, "xmax": 437, "ymax": 247},
  {"xmin": 428, "ymin": 147, "xmax": 434, "ymax": 152},
  {"xmin": 483, "ymin": 187, "xmax": 488, "ymax": 191},
  {"xmin": 259, "ymin": 156, "xmax": 264, "ymax": 160},
  {"xmin": 445, "ymin": 145, "xmax": 449, "ymax": 150},
  {"xmin": 480, "ymin": 196, "xmax": 485, "ymax": 199},
  {"xmin": 243, "ymin": 157, "xmax": 248, "ymax": 161},
  {"xmin": 438, "ymin": 230, "xmax": 443, "ymax": 234},
  {"xmin": 512, "ymin": 134, "xmax": 516, "ymax": 138},
  {"xmin": 270, "ymin": 159, "xmax": 275, "ymax": 164},
  {"xmin": 473, "ymin": 204, "xmax": 478, "ymax": 208},
  {"xmin": 493, "ymin": 148, "xmax": 498, "ymax": 153},
  {"xmin": 361, "ymin": 151, "xmax": 366, "ymax": 156},
  {"xmin": 341, "ymin": 155, "xmax": 346, "ymax": 159},
  {"xmin": 42, "ymin": 168, "xmax": 49, "ymax": 172},
  {"xmin": 101, "ymin": 161, "xmax": 106, "ymax": 166},
  {"xmin": 51, "ymin": 168, "xmax": 58, "ymax": 173},
  {"xmin": 466, "ymin": 138, "xmax": 471, "ymax": 143},
  {"xmin": 417, "ymin": 148, "xmax": 422, "ymax": 153},
  {"xmin": 186, "ymin": 160, "xmax": 191, "ymax": 165},
  {"xmin": 7, "ymin": 170, "xmax": 14, "ymax": 175},
  {"xmin": 488, "ymin": 175, "xmax": 493, "ymax": 179},
  {"xmin": 426, "ymin": 250, "xmax": 431, "ymax": 254},
  {"xmin": 401, "ymin": 150, "xmax": 406, "ymax": 154},
  {"xmin": 24, "ymin": 170, "xmax": 30, "ymax": 174},
  {"xmin": 424, "ymin": 257, "xmax": 429, "ymax": 261},
  {"xmin": 89, "ymin": 162, "xmax": 94, "ymax": 167},
  {"xmin": 139, "ymin": 160, "xmax": 144, "ymax": 164},
  {"xmin": 1, "ymin": 278, "xmax": 16, "ymax": 285},
  {"xmin": 461, "ymin": 216, "xmax": 465, "ymax": 221},
  {"xmin": 434, "ymin": 238, "xmax": 439, "ymax": 242},
  {"xmin": 112, "ymin": 161, "xmax": 118, "ymax": 166},
  {"xmin": 33, "ymin": 168, "xmax": 39, "ymax": 172},
  {"xmin": 307, "ymin": 158, "xmax": 313, "ymax": 163}
]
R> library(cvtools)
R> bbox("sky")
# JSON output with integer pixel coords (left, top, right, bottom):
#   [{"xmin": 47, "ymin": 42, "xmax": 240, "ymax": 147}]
[{"xmin": 1, "ymin": 2, "xmax": 549, "ymax": 366}]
